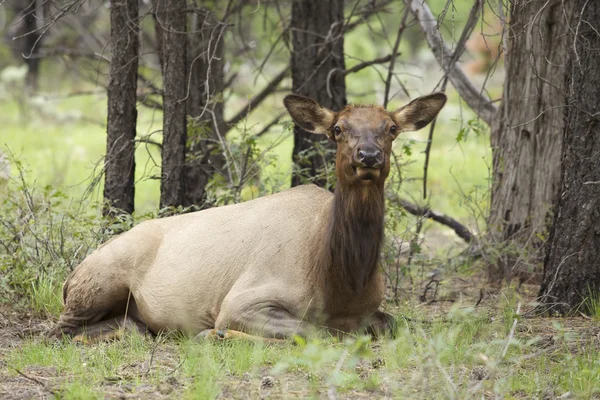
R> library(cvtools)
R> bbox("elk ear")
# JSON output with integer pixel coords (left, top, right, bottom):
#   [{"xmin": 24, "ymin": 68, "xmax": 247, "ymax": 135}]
[
  {"xmin": 284, "ymin": 95, "xmax": 336, "ymax": 135},
  {"xmin": 391, "ymin": 93, "xmax": 447, "ymax": 133}
]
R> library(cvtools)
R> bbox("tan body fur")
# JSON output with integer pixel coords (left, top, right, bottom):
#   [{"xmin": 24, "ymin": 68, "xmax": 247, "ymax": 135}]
[{"xmin": 57, "ymin": 185, "xmax": 383, "ymax": 339}]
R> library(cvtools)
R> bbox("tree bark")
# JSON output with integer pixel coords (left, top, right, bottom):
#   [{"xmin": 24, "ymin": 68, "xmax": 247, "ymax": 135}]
[
  {"xmin": 103, "ymin": 0, "xmax": 139, "ymax": 216},
  {"xmin": 290, "ymin": 0, "xmax": 346, "ymax": 188},
  {"xmin": 183, "ymin": 9, "xmax": 226, "ymax": 208},
  {"xmin": 538, "ymin": 0, "xmax": 600, "ymax": 315},
  {"xmin": 488, "ymin": 0, "xmax": 572, "ymax": 279},
  {"xmin": 158, "ymin": 0, "xmax": 188, "ymax": 209}
]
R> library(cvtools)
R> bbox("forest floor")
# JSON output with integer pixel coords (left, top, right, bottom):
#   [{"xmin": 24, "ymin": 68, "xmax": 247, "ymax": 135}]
[{"xmin": 1, "ymin": 276, "xmax": 599, "ymax": 399}]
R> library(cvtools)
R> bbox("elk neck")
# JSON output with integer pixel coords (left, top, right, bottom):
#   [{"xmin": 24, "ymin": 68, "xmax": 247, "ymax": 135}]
[{"xmin": 323, "ymin": 179, "xmax": 386, "ymax": 295}]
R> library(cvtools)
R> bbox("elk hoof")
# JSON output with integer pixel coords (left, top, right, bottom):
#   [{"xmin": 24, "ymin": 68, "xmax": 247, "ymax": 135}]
[{"xmin": 195, "ymin": 328, "xmax": 231, "ymax": 341}]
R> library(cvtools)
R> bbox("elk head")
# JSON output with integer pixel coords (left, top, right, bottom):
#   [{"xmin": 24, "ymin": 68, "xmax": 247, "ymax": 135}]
[{"xmin": 284, "ymin": 93, "xmax": 447, "ymax": 186}]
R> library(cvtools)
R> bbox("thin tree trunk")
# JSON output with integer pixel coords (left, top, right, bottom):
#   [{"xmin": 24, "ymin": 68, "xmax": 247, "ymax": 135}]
[
  {"xmin": 538, "ymin": 0, "xmax": 600, "ymax": 315},
  {"xmin": 488, "ymin": 0, "xmax": 571, "ymax": 281},
  {"xmin": 183, "ymin": 9, "xmax": 226, "ymax": 208},
  {"xmin": 6, "ymin": 0, "xmax": 44, "ymax": 91},
  {"xmin": 103, "ymin": 0, "xmax": 139, "ymax": 216},
  {"xmin": 158, "ymin": 0, "xmax": 188, "ymax": 209},
  {"xmin": 290, "ymin": 0, "xmax": 346, "ymax": 188},
  {"xmin": 23, "ymin": 0, "xmax": 43, "ymax": 91}
]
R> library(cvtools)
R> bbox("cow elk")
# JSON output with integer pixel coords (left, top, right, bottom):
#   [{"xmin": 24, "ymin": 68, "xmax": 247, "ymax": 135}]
[{"xmin": 49, "ymin": 92, "xmax": 447, "ymax": 342}]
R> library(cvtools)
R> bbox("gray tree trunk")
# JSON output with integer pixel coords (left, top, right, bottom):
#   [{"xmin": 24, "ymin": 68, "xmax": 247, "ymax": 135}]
[
  {"xmin": 538, "ymin": 0, "xmax": 600, "ymax": 315},
  {"xmin": 290, "ymin": 0, "xmax": 346, "ymax": 188},
  {"xmin": 103, "ymin": 0, "xmax": 139, "ymax": 216},
  {"xmin": 488, "ymin": 0, "xmax": 572, "ymax": 280},
  {"xmin": 183, "ymin": 9, "xmax": 226, "ymax": 208},
  {"xmin": 158, "ymin": 0, "xmax": 188, "ymax": 209}
]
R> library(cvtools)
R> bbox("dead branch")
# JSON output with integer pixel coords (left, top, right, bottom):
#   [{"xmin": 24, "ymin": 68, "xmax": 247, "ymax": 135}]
[
  {"xmin": 403, "ymin": 0, "xmax": 497, "ymax": 125},
  {"xmin": 226, "ymin": 64, "xmax": 290, "ymax": 128},
  {"xmin": 389, "ymin": 194, "xmax": 473, "ymax": 243}
]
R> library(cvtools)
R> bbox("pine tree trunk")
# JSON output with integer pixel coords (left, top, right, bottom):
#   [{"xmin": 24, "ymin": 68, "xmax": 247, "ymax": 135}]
[
  {"xmin": 158, "ymin": 0, "xmax": 188, "ymax": 209},
  {"xmin": 103, "ymin": 0, "xmax": 139, "ymax": 216},
  {"xmin": 488, "ymin": 0, "xmax": 571, "ymax": 280},
  {"xmin": 538, "ymin": 0, "xmax": 600, "ymax": 315},
  {"xmin": 290, "ymin": 0, "xmax": 346, "ymax": 188},
  {"xmin": 183, "ymin": 9, "xmax": 225, "ymax": 208}
]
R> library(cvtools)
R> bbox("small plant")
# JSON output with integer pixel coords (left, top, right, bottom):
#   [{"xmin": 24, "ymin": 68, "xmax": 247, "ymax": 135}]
[
  {"xmin": 0, "ymin": 155, "xmax": 109, "ymax": 314},
  {"xmin": 580, "ymin": 287, "xmax": 600, "ymax": 320}
]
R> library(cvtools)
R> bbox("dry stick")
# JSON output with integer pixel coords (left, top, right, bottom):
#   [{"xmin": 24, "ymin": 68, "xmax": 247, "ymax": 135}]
[
  {"xmin": 383, "ymin": 9, "xmax": 409, "ymax": 109},
  {"xmin": 404, "ymin": 0, "xmax": 497, "ymax": 126},
  {"xmin": 389, "ymin": 193, "xmax": 472, "ymax": 243}
]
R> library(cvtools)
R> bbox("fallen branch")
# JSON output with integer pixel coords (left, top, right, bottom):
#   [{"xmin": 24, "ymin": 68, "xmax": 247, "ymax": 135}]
[
  {"xmin": 403, "ymin": 0, "xmax": 497, "ymax": 126},
  {"xmin": 389, "ymin": 194, "xmax": 473, "ymax": 243}
]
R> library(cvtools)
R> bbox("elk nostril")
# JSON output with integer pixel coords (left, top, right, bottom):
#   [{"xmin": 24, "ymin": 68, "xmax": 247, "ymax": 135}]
[{"xmin": 374, "ymin": 150, "xmax": 383, "ymax": 163}]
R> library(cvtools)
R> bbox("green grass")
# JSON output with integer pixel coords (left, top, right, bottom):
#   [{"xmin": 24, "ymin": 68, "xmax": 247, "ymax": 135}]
[
  {"xmin": 4, "ymin": 306, "xmax": 598, "ymax": 399},
  {"xmin": 28, "ymin": 274, "xmax": 64, "ymax": 318}
]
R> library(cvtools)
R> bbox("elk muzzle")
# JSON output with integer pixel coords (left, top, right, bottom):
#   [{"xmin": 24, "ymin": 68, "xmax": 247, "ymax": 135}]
[{"xmin": 354, "ymin": 146, "xmax": 385, "ymax": 180}]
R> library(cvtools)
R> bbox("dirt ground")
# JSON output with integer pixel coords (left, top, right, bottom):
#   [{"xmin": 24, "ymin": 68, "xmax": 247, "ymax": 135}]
[{"xmin": 2, "ymin": 279, "xmax": 599, "ymax": 400}]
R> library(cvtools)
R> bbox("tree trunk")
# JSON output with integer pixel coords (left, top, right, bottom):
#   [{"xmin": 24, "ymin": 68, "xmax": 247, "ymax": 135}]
[
  {"xmin": 183, "ymin": 9, "xmax": 226, "ymax": 208},
  {"xmin": 103, "ymin": 0, "xmax": 139, "ymax": 216},
  {"xmin": 538, "ymin": 0, "xmax": 600, "ymax": 315},
  {"xmin": 158, "ymin": 0, "xmax": 188, "ymax": 209},
  {"xmin": 488, "ymin": 0, "xmax": 571, "ymax": 280},
  {"xmin": 290, "ymin": 0, "xmax": 346, "ymax": 188},
  {"xmin": 6, "ymin": 0, "xmax": 44, "ymax": 91}
]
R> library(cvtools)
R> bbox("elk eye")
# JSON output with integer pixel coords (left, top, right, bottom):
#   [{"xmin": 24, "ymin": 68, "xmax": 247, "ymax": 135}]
[
  {"xmin": 334, "ymin": 126, "xmax": 342, "ymax": 136},
  {"xmin": 390, "ymin": 125, "xmax": 398, "ymax": 135}
]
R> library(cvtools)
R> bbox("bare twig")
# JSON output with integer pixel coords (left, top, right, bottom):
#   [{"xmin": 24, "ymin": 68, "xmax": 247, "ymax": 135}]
[
  {"xmin": 403, "ymin": 0, "xmax": 497, "ymax": 125},
  {"xmin": 422, "ymin": 77, "xmax": 447, "ymax": 199},
  {"xmin": 384, "ymin": 9, "xmax": 409, "ymax": 108}
]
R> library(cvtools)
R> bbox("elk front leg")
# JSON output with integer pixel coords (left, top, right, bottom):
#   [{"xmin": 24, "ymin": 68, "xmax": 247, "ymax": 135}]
[{"xmin": 204, "ymin": 303, "xmax": 313, "ymax": 342}]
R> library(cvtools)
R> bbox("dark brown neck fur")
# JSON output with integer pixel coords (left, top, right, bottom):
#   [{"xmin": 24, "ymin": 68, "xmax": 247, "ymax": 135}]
[{"xmin": 326, "ymin": 180, "xmax": 385, "ymax": 294}]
